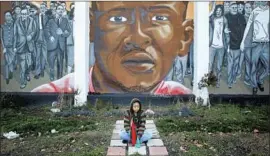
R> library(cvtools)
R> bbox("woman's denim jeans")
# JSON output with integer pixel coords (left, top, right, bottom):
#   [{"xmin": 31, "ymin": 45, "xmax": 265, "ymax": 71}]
[{"xmin": 120, "ymin": 129, "xmax": 152, "ymax": 143}]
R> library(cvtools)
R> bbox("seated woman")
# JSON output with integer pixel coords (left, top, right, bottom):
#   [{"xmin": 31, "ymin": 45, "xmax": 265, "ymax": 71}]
[{"xmin": 120, "ymin": 98, "xmax": 152, "ymax": 145}]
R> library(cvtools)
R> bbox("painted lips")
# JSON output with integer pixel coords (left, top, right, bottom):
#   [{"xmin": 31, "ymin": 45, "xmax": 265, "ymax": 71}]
[{"xmin": 121, "ymin": 52, "xmax": 155, "ymax": 73}]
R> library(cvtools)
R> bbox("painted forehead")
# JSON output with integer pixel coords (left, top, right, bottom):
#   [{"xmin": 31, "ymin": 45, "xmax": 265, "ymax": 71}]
[
  {"xmin": 95, "ymin": 2, "xmax": 187, "ymax": 14},
  {"xmin": 5, "ymin": 12, "xmax": 12, "ymax": 15}
]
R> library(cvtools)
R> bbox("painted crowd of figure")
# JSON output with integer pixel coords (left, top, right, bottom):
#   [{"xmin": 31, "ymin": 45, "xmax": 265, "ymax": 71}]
[
  {"xmin": 1, "ymin": 1, "xmax": 75, "ymax": 89},
  {"xmin": 164, "ymin": 41, "xmax": 194, "ymax": 86},
  {"xmin": 208, "ymin": 1, "xmax": 269, "ymax": 95},
  {"xmin": 163, "ymin": 1, "xmax": 269, "ymax": 95}
]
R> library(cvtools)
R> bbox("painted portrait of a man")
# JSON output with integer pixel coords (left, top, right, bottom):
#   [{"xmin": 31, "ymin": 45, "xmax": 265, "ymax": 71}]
[{"xmin": 32, "ymin": 2, "xmax": 194, "ymax": 95}]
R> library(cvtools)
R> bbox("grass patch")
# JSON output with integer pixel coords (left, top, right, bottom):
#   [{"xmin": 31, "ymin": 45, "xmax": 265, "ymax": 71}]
[
  {"xmin": 156, "ymin": 104, "xmax": 269, "ymax": 156},
  {"xmin": 1, "ymin": 115, "xmax": 97, "ymax": 134},
  {"xmin": 156, "ymin": 104, "xmax": 269, "ymax": 133},
  {"xmin": 162, "ymin": 131, "xmax": 269, "ymax": 156},
  {"xmin": 60, "ymin": 146, "xmax": 106, "ymax": 156},
  {"xmin": 1, "ymin": 106, "xmax": 99, "ymax": 135}
]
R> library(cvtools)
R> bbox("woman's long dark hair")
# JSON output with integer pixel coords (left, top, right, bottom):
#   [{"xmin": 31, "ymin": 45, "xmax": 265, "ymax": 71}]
[
  {"xmin": 129, "ymin": 98, "xmax": 142, "ymax": 115},
  {"xmin": 213, "ymin": 5, "xmax": 224, "ymax": 17}
]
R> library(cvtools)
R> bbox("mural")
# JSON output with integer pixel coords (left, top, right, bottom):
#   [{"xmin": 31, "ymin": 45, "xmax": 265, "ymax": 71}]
[
  {"xmin": 0, "ymin": 1, "xmax": 75, "ymax": 92},
  {"xmin": 31, "ymin": 1, "xmax": 195, "ymax": 95},
  {"xmin": 208, "ymin": 1, "xmax": 269, "ymax": 95},
  {"xmin": 2, "ymin": 1, "xmax": 267, "ymax": 95}
]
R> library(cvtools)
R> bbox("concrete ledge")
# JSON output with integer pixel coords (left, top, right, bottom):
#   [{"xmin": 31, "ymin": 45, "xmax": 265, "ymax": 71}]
[{"xmin": 1, "ymin": 93, "xmax": 268, "ymax": 107}]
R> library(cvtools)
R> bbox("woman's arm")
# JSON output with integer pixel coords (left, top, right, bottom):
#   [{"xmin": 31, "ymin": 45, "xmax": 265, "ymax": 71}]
[
  {"xmin": 137, "ymin": 112, "xmax": 146, "ymax": 138},
  {"xmin": 124, "ymin": 111, "xmax": 130, "ymax": 132}
]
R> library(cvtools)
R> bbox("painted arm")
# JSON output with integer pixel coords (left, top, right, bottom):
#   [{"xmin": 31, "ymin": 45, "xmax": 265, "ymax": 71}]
[
  {"xmin": 44, "ymin": 19, "xmax": 51, "ymax": 39},
  {"xmin": 209, "ymin": 1, "xmax": 216, "ymax": 17},
  {"xmin": 241, "ymin": 10, "xmax": 254, "ymax": 50},
  {"xmin": 0, "ymin": 26, "xmax": 5, "ymax": 49},
  {"xmin": 31, "ymin": 73, "xmax": 74, "ymax": 92},
  {"xmin": 29, "ymin": 18, "xmax": 37, "ymax": 39},
  {"xmin": 13, "ymin": 22, "xmax": 17, "ymax": 50},
  {"xmin": 137, "ymin": 112, "xmax": 146, "ymax": 139},
  {"xmin": 224, "ymin": 17, "xmax": 230, "ymax": 48},
  {"xmin": 45, "ymin": 19, "xmax": 54, "ymax": 39},
  {"xmin": 61, "ymin": 19, "xmax": 71, "ymax": 38}
]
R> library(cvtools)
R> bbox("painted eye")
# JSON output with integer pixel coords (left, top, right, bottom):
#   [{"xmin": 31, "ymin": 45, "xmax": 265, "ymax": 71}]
[
  {"xmin": 109, "ymin": 16, "xmax": 127, "ymax": 23},
  {"xmin": 152, "ymin": 16, "xmax": 168, "ymax": 21}
]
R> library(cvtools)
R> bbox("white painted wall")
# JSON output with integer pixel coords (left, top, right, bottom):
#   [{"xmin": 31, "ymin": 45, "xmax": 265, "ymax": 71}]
[
  {"xmin": 193, "ymin": 2, "xmax": 210, "ymax": 102},
  {"xmin": 74, "ymin": 2, "xmax": 89, "ymax": 106}
]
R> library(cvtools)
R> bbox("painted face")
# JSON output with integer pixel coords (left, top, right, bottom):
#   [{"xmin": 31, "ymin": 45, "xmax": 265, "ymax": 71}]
[
  {"xmin": 245, "ymin": 3, "xmax": 252, "ymax": 15},
  {"xmin": 15, "ymin": 7, "xmax": 21, "ymax": 15},
  {"xmin": 30, "ymin": 8, "xmax": 37, "ymax": 16},
  {"xmin": 50, "ymin": 3, "xmax": 56, "ymax": 11},
  {"xmin": 40, "ymin": 4, "xmax": 47, "ymax": 14},
  {"xmin": 224, "ymin": 2, "xmax": 230, "ymax": 14},
  {"xmin": 5, "ymin": 12, "xmax": 12, "ymax": 23},
  {"xmin": 56, "ymin": 5, "xmax": 64, "ymax": 17},
  {"xmin": 21, "ymin": 9, "xmax": 28, "ymax": 21},
  {"xmin": 216, "ymin": 7, "xmax": 222, "ymax": 17},
  {"xmin": 91, "ymin": 2, "xmax": 192, "ymax": 92},
  {"xmin": 26, "ymin": 5, "xmax": 30, "ymax": 14},
  {"xmin": 61, "ymin": 3, "xmax": 66, "ymax": 10},
  {"xmin": 132, "ymin": 102, "xmax": 140, "ymax": 113},
  {"xmin": 230, "ymin": 4, "xmax": 238, "ymax": 15},
  {"xmin": 50, "ymin": 3, "xmax": 54, "ymax": 8},
  {"xmin": 238, "ymin": 4, "xmax": 244, "ymax": 14}
]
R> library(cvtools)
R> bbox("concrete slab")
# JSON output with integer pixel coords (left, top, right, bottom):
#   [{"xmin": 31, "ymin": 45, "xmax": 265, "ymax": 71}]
[
  {"xmin": 146, "ymin": 124, "xmax": 157, "ymax": 129},
  {"xmin": 113, "ymin": 129, "xmax": 121, "ymax": 134},
  {"xmin": 111, "ymin": 133, "xmax": 121, "ymax": 140},
  {"xmin": 149, "ymin": 147, "xmax": 168, "ymax": 156},
  {"xmin": 107, "ymin": 147, "xmax": 126, "ymax": 156},
  {"xmin": 152, "ymin": 133, "xmax": 160, "ymax": 139},
  {"xmin": 128, "ymin": 146, "xmax": 147, "ymax": 155},
  {"xmin": 115, "ymin": 124, "xmax": 124, "ymax": 130},
  {"xmin": 146, "ymin": 120, "xmax": 154, "ymax": 124},
  {"xmin": 116, "ymin": 120, "xmax": 124, "ymax": 125},
  {"xmin": 147, "ymin": 139, "xmax": 164, "ymax": 147},
  {"xmin": 110, "ymin": 140, "xmax": 127, "ymax": 147}
]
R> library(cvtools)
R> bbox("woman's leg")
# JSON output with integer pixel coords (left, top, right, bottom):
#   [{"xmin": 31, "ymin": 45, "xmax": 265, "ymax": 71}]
[
  {"xmin": 140, "ymin": 129, "xmax": 153, "ymax": 143},
  {"xmin": 120, "ymin": 130, "xmax": 130, "ymax": 141}
]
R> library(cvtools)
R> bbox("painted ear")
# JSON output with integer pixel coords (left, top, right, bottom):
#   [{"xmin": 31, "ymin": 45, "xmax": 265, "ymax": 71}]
[
  {"xmin": 178, "ymin": 19, "xmax": 194, "ymax": 57},
  {"xmin": 90, "ymin": 8, "xmax": 94, "ymax": 42}
]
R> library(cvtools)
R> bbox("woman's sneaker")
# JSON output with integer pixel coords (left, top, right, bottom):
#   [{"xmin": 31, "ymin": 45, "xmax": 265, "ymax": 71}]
[
  {"xmin": 142, "ymin": 141, "xmax": 148, "ymax": 144},
  {"xmin": 122, "ymin": 140, "xmax": 128, "ymax": 144}
]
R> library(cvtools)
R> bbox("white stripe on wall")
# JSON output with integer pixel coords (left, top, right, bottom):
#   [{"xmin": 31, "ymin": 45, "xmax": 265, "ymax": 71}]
[
  {"xmin": 193, "ymin": 2, "xmax": 210, "ymax": 99},
  {"xmin": 74, "ymin": 2, "xmax": 89, "ymax": 106}
]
